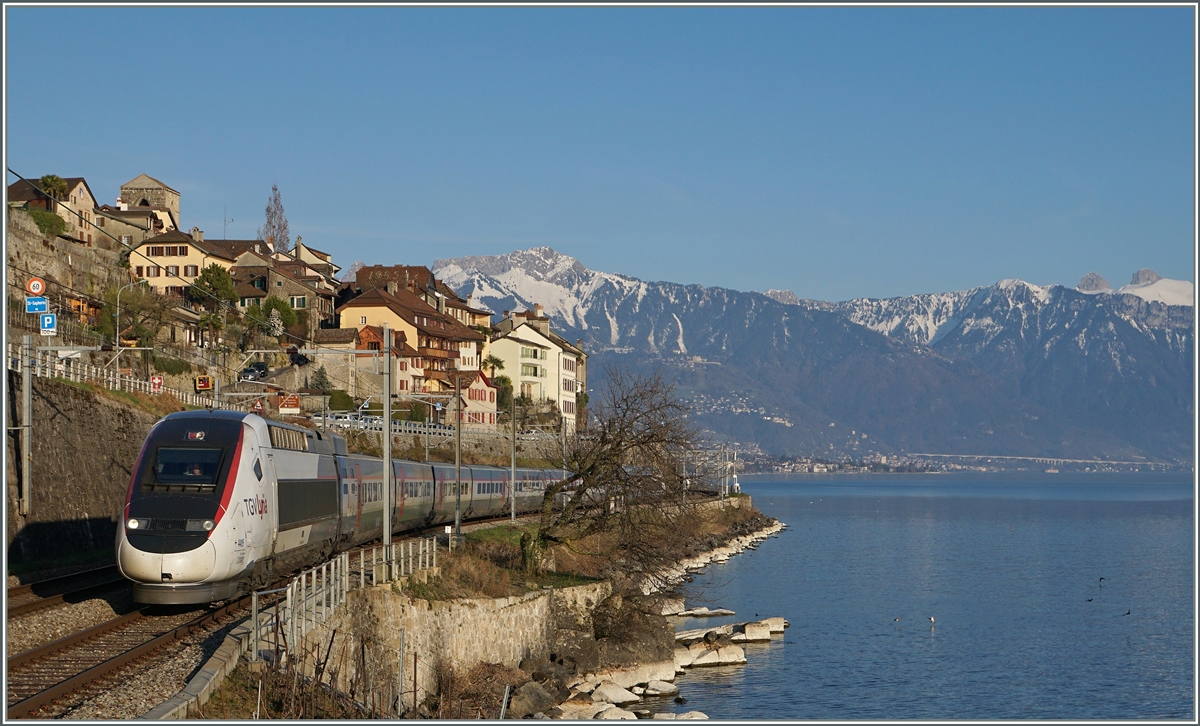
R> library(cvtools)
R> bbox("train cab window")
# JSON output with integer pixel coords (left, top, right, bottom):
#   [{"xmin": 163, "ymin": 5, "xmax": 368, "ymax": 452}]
[
  {"xmin": 151, "ymin": 448, "xmax": 222, "ymax": 487},
  {"xmin": 253, "ymin": 459, "xmax": 263, "ymax": 481}
]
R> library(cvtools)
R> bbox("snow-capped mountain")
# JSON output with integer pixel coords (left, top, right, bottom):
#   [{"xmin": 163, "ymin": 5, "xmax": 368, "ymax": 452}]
[{"xmin": 434, "ymin": 249, "xmax": 1193, "ymax": 463}]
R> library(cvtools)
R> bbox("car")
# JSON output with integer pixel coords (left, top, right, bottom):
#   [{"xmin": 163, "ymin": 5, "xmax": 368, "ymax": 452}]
[
  {"xmin": 240, "ymin": 368, "xmax": 261, "ymax": 381},
  {"xmin": 249, "ymin": 362, "xmax": 269, "ymax": 375}
]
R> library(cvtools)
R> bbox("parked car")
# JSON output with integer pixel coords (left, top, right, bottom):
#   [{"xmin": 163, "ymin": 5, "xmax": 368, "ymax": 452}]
[
  {"xmin": 249, "ymin": 362, "xmax": 269, "ymax": 376},
  {"xmin": 240, "ymin": 368, "xmax": 261, "ymax": 381}
]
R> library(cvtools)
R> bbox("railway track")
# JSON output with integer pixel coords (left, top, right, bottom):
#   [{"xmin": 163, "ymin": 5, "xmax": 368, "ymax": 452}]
[
  {"xmin": 5, "ymin": 599, "xmax": 248, "ymax": 719},
  {"xmin": 7, "ymin": 566, "xmax": 128, "ymax": 618}
]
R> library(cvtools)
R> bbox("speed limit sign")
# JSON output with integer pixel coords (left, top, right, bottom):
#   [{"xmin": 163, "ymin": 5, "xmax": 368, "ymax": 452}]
[{"xmin": 26, "ymin": 277, "xmax": 45, "ymax": 295}]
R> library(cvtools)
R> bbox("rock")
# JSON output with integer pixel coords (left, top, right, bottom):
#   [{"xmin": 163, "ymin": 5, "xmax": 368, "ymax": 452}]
[
  {"xmin": 651, "ymin": 714, "xmax": 677, "ymax": 720},
  {"xmin": 534, "ymin": 712, "xmax": 549, "ymax": 719},
  {"xmin": 731, "ymin": 621, "xmax": 772, "ymax": 643},
  {"xmin": 676, "ymin": 711, "xmax": 709, "ymax": 719},
  {"xmin": 558, "ymin": 700, "xmax": 610, "ymax": 720},
  {"xmin": 716, "ymin": 645, "xmax": 746, "ymax": 665},
  {"xmin": 596, "ymin": 707, "xmax": 638, "ymax": 720},
  {"xmin": 657, "ymin": 597, "xmax": 686, "ymax": 616},
  {"xmin": 673, "ymin": 646, "xmax": 694, "ymax": 668},
  {"xmin": 592, "ymin": 682, "xmax": 642, "ymax": 705},
  {"xmin": 761, "ymin": 617, "xmax": 788, "ymax": 633},
  {"xmin": 673, "ymin": 696, "xmax": 687, "ymax": 704},
  {"xmin": 679, "ymin": 607, "xmax": 734, "ymax": 618},
  {"xmin": 644, "ymin": 680, "xmax": 679, "ymax": 696},
  {"xmin": 702, "ymin": 631, "xmax": 721, "ymax": 645},
  {"xmin": 689, "ymin": 648, "xmax": 720, "ymax": 667},
  {"xmin": 508, "ymin": 681, "xmax": 558, "ymax": 719},
  {"xmin": 572, "ymin": 680, "xmax": 597, "ymax": 695},
  {"xmin": 545, "ymin": 708, "xmax": 564, "ymax": 719},
  {"xmin": 589, "ymin": 662, "xmax": 677, "ymax": 690},
  {"xmin": 675, "ymin": 666, "xmax": 686, "ymax": 674},
  {"xmin": 631, "ymin": 687, "xmax": 645, "ymax": 695}
]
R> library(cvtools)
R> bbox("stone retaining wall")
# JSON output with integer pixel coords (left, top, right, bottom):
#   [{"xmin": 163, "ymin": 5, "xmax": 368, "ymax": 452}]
[{"xmin": 294, "ymin": 580, "xmax": 613, "ymax": 712}]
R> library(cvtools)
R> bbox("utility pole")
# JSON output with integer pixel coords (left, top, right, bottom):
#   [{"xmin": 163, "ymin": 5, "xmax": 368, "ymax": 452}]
[
  {"xmin": 510, "ymin": 390, "xmax": 516, "ymax": 522},
  {"xmin": 453, "ymin": 372, "xmax": 462, "ymax": 538},
  {"xmin": 561, "ymin": 414, "xmax": 567, "ymax": 484},
  {"xmin": 382, "ymin": 324, "xmax": 392, "ymax": 561},
  {"xmin": 20, "ymin": 335, "xmax": 32, "ymax": 515}
]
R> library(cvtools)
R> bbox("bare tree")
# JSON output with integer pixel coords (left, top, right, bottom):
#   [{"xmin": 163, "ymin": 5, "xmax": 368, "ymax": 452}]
[
  {"xmin": 520, "ymin": 366, "xmax": 711, "ymax": 590},
  {"xmin": 257, "ymin": 184, "xmax": 290, "ymax": 252}
]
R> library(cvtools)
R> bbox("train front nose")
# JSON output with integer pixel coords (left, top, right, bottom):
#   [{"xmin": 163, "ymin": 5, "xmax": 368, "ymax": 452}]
[{"xmin": 118, "ymin": 535, "xmax": 216, "ymax": 583}]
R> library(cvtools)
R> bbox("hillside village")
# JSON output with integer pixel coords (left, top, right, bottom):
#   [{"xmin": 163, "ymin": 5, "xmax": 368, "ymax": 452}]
[{"xmin": 6, "ymin": 173, "xmax": 587, "ymax": 432}]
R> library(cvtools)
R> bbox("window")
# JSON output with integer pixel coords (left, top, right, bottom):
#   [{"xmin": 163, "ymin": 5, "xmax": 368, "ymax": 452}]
[
  {"xmin": 253, "ymin": 279, "xmax": 265, "ymax": 289},
  {"xmin": 121, "ymin": 235, "xmax": 132, "ymax": 244},
  {"xmin": 564, "ymin": 359, "xmax": 576, "ymax": 373},
  {"xmin": 563, "ymin": 378, "xmax": 576, "ymax": 392},
  {"xmin": 179, "ymin": 246, "xmax": 188, "ymax": 257},
  {"xmin": 368, "ymin": 341, "xmax": 380, "ymax": 351},
  {"xmin": 563, "ymin": 400, "xmax": 576, "ymax": 415},
  {"xmin": 98, "ymin": 217, "xmax": 105, "ymax": 227},
  {"xmin": 147, "ymin": 266, "xmax": 161, "ymax": 277},
  {"xmin": 135, "ymin": 266, "xmax": 144, "ymax": 277},
  {"xmin": 360, "ymin": 316, "xmax": 367, "ymax": 325},
  {"xmin": 289, "ymin": 296, "xmax": 307, "ymax": 309},
  {"xmin": 148, "ymin": 246, "xmax": 164, "ymax": 256},
  {"xmin": 184, "ymin": 265, "xmax": 198, "ymax": 277},
  {"xmin": 239, "ymin": 298, "xmax": 249, "ymax": 307},
  {"xmin": 276, "ymin": 280, "xmax": 283, "ymax": 287},
  {"xmin": 521, "ymin": 364, "xmax": 539, "ymax": 377},
  {"xmin": 166, "ymin": 265, "xmax": 179, "ymax": 276},
  {"xmin": 521, "ymin": 347, "xmax": 539, "ymax": 359}
]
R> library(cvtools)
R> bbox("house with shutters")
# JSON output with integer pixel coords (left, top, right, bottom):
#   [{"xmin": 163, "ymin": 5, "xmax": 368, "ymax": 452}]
[
  {"xmin": 334, "ymin": 285, "xmax": 485, "ymax": 395},
  {"xmin": 489, "ymin": 304, "xmax": 586, "ymax": 432},
  {"xmin": 6, "ymin": 176, "xmax": 99, "ymax": 246}
]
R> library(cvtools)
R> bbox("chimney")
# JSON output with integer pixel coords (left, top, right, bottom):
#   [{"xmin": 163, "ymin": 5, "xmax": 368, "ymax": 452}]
[
  {"xmin": 267, "ymin": 235, "xmax": 274, "ymax": 250},
  {"xmin": 386, "ymin": 281, "xmax": 398, "ymax": 295},
  {"xmin": 190, "ymin": 226, "xmax": 203, "ymax": 241},
  {"xmin": 503, "ymin": 310, "xmax": 509, "ymax": 319},
  {"xmin": 404, "ymin": 270, "xmax": 410, "ymax": 290},
  {"xmin": 534, "ymin": 303, "xmax": 544, "ymax": 318}
]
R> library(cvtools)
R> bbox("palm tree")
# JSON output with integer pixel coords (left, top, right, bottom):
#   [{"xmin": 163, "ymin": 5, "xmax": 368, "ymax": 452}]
[{"xmin": 483, "ymin": 354, "xmax": 505, "ymax": 378}]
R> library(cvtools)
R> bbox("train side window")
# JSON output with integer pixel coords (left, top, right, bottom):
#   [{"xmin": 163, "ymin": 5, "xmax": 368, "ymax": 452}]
[{"xmin": 253, "ymin": 459, "xmax": 263, "ymax": 481}]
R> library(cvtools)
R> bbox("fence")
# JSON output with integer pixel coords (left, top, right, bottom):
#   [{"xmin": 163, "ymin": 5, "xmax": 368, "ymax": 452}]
[
  {"xmin": 5, "ymin": 340, "xmax": 248, "ymax": 411},
  {"xmin": 249, "ymin": 536, "xmax": 440, "ymax": 669}
]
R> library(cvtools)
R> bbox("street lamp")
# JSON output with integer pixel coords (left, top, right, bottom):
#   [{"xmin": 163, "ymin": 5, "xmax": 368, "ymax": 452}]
[{"xmin": 111, "ymin": 280, "xmax": 144, "ymax": 368}]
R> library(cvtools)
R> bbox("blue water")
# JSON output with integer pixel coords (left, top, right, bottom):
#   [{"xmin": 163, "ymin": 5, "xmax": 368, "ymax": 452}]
[{"xmin": 649, "ymin": 473, "xmax": 1195, "ymax": 720}]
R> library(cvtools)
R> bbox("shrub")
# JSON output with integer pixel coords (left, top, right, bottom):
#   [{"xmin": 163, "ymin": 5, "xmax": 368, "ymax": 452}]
[
  {"xmin": 327, "ymin": 390, "xmax": 354, "ymax": 411},
  {"xmin": 27, "ymin": 208, "xmax": 66, "ymax": 238},
  {"xmin": 152, "ymin": 356, "xmax": 192, "ymax": 375}
]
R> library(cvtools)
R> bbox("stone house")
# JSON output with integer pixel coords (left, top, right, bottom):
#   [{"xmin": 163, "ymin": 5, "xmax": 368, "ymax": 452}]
[
  {"xmin": 118, "ymin": 174, "xmax": 180, "ymax": 228},
  {"xmin": 229, "ymin": 249, "xmax": 337, "ymax": 334},
  {"xmin": 7, "ymin": 176, "xmax": 99, "ymax": 246}
]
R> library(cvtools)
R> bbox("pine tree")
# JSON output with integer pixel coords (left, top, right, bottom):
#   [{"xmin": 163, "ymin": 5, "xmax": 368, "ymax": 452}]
[{"xmin": 311, "ymin": 366, "xmax": 333, "ymax": 391}]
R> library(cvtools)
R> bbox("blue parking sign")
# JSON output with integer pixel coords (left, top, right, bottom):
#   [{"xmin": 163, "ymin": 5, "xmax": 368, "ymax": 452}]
[
  {"xmin": 25, "ymin": 297, "xmax": 48, "ymax": 313},
  {"xmin": 39, "ymin": 313, "xmax": 57, "ymax": 336}
]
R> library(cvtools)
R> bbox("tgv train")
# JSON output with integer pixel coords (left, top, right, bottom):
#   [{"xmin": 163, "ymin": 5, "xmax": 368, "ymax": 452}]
[{"xmin": 116, "ymin": 410, "xmax": 565, "ymax": 604}]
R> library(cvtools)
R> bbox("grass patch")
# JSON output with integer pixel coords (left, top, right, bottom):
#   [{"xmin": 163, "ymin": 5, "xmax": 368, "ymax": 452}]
[{"xmin": 198, "ymin": 659, "xmax": 370, "ymax": 719}]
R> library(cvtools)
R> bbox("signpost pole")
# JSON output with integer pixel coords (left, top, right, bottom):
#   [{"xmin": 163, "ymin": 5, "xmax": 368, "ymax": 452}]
[
  {"xmin": 20, "ymin": 334, "xmax": 32, "ymax": 515},
  {"xmin": 382, "ymin": 325, "xmax": 392, "ymax": 561}
]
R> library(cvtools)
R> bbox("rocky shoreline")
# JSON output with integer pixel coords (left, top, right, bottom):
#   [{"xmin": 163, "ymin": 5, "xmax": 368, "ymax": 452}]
[{"xmin": 508, "ymin": 518, "xmax": 790, "ymax": 720}]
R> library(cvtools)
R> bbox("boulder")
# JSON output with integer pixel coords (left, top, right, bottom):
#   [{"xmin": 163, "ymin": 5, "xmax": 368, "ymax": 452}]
[
  {"xmin": 631, "ymin": 687, "xmax": 645, "ymax": 695},
  {"xmin": 716, "ymin": 645, "xmax": 746, "ymax": 665},
  {"xmin": 592, "ymin": 682, "xmax": 642, "ymax": 705},
  {"xmin": 689, "ymin": 648, "xmax": 720, "ymax": 667},
  {"xmin": 674, "ymin": 646, "xmax": 694, "ymax": 668},
  {"xmin": 761, "ymin": 617, "xmax": 789, "ymax": 633},
  {"xmin": 676, "ymin": 711, "xmax": 709, "ymax": 719},
  {"xmin": 730, "ymin": 621, "xmax": 772, "ymax": 643},
  {"xmin": 651, "ymin": 714, "xmax": 677, "ymax": 720},
  {"xmin": 596, "ymin": 707, "xmax": 638, "ymax": 719},
  {"xmin": 589, "ymin": 662, "xmax": 676, "ymax": 690},
  {"xmin": 508, "ymin": 681, "xmax": 558, "ymax": 720},
  {"xmin": 657, "ymin": 597, "xmax": 686, "ymax": 616},
  {"xmin": 644, "ymin": 681, "xmax": 679, "ymax": 696},
  {"xmin": 571, "ymin": 680, "xmax": 597, "ymax": 695},
  {"xmin": 557, "ymin": 699, "xmax": 610, "ymax": 720}
]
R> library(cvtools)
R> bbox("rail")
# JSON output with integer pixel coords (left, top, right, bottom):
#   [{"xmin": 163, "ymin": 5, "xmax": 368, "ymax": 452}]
[
  {"xmin": 6, "ymin": 340, "xmax": 248, "ymax": 411},
  {"xmin": 248, "ymin": 536, "xmax": 439, "ymax": 667}
]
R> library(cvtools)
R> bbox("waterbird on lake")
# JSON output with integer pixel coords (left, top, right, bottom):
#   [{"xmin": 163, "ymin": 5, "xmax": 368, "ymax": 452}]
[
  {"xmin": 1086, "ymin": 599, "xmax": 1093, "ymax": 602},
  {"xmin": 1099, "ymin": 577, "xmax": 1106, "ymax": 588},
  {"xmin": 1123, "ymin": 610, "xmax": 1130, "ymax": 616},
  {"xmin": 894, "ymin": 617, "xmax": 902, "ymax": 622},
  {"xmin": 928, "ymin": 616, "xmax": 935, "ymax": 624}
]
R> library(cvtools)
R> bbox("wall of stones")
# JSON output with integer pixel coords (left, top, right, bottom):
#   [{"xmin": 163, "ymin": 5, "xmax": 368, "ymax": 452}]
[
  {"xmin": 5, "ymin": 375, "xmax": 160, "ymax": 564},
  {"xmin": 294, "ymin": 580, "xmax": 612, "ymax": 712}
]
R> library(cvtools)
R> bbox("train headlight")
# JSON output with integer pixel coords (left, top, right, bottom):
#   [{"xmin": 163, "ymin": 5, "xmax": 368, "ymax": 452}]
[
  {"xmin": 126, "ymin": 518, "xmax": 141, "ymax": 530},
  {"xmin": 203, "ymin": 519, "xmax": 215, "ymax": 531},
  {"xmin": 186, "ymin": 519, "xmax": 217, "ymax": 532}
]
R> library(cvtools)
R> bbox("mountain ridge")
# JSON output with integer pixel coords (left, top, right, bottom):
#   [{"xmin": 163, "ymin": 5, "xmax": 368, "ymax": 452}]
[{"xmin": 433, "ymin": 248, "xmax": 1193, "ymax": 463}]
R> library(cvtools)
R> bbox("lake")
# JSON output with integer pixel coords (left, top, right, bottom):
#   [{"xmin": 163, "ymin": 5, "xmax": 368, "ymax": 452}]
[{"xmin": 646, "ymin": 473, "xmax": 1194, "ymax": 720}]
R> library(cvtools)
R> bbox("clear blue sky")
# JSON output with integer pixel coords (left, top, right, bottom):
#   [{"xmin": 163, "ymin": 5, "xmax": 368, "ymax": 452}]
[{"xmin": 5, "ymin": 6, "xmax": 1194, "ymax": 301}]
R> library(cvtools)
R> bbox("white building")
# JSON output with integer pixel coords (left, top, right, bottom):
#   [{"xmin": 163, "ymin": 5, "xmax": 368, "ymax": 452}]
[{"xmin": 490, "ymin": 305, "xmax": 586, "ymax": 432}]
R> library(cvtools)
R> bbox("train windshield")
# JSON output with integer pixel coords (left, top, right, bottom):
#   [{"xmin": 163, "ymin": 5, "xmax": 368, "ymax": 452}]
[{"xmin": 152, "ymin": 448, "xmax": 223, "ymax": 487}]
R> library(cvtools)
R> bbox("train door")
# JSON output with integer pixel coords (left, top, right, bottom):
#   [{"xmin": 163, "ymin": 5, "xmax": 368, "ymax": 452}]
[{"xmin": 396, "ymin": 461, "xmax": 405, "ymax": 519}]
